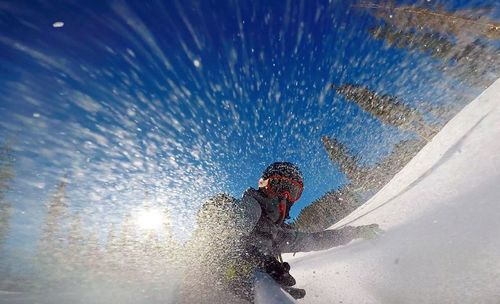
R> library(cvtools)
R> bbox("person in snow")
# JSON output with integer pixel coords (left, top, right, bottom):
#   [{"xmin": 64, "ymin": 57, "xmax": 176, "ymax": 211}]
[
  {"xmin": 179, "ymin": 162, "xmax": 381, "ymax": 303},
  {"xmin": 231, "ymin": 161, "xmax": 381, "ymax": 300}
]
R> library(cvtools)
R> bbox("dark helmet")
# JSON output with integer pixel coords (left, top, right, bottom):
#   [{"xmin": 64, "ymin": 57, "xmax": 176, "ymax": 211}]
[{"xmin": 261, "ymin": 162, "xmax": 303, "ymax": 185}]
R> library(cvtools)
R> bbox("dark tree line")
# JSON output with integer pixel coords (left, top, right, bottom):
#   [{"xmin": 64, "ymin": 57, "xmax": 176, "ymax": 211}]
[
  {"xmin": 356, "ymin": 3, "xmax": 500, "ymax": 41},
  {"xmin": 359, "ymin": 2, "xmax": 500, "ymax": 88},
  {"xmin": 331, "ymin": 83, "xmax": 439, "ymax": 140},
  {"xmin": 369, "ymin": 25, "xmax": 500, "ymax": 87},
  {"xmin": 292, "ymin": 186, "xmax": 362, "ymax": 233},
  {"xmin": 32, "ymin": 177, "xmax": 179, "ymax": 289},
  {"xmin": 293, "ymin": 136, "xmax": 426, "ymax": 232},
  {"xmin": 0, "ymin": 143, "xmax": 15, "ymax": 250}
]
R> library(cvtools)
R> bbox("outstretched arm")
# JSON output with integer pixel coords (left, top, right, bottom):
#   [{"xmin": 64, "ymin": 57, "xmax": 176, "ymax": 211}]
[{"xmin": 277, "ymin": 224, "xmax": 381, "ymax": 253}]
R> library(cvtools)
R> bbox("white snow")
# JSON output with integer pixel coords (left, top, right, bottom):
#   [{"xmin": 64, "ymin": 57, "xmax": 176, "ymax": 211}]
[
  {"xmin": 254, "ymin": 272, "xmax": 296, "ymax": 304},
  {"xmin": 52, "ymin": 21, "xmax": 64, "ymax": 28},
  {"xmin": 286, "ymin": 78, "xmax": 500, "ymax": 304}
]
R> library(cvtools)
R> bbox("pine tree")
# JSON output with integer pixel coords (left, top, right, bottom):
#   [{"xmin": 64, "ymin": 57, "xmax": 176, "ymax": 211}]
[
  {"xmin": 103, "ymin": 223, "xmax": 119, "ymax": 274},
  {"xmin": 321, "ymin": 136, "xmax": 365, "ymax": 184},
  {"xmin": 369, "ymin": 25, "xmax": 454, "ymax": 59},
  {"xmin": 83, "ymin": 225, "xmax": 102, "ymax": 269},
  {"xmin": 38, "ymin": 176, "xmax": 69, "ymax": 264},
  {"xmin": 0, "ymin": 144, "xmax": 14, "ymax": 250},
  {"xmin": 359, "ymin": 2, "xmax": 500, "ymax": 87},
  {"xmin": 66, "ymin": 212, "xmax": 85, "ymax": 267},
  {"xmin": 297, "ymin": 138, "xmax": 428, "ymax": 232},
  {"xmin": 323, "ymin": 136, "xmax": 427, "ymax": 191},
  {"xmin": 357, "ymin": 3, "xmax": 500, "ymax": 40},
  {"xmin": 369, "ymin": 25, "xmax": 500, "ymax": 87},
  {"xmin": 117, "ymin": 214, "xmax": 138, "ymax": 271},
  {"xmin": 0, "ymin": 203, "xmax": 11, "ymax": 251},
  {"xmin": 105, "ymin": 223, "xmax": 118, "ymax": 254},
  {"xmin": 331, "ymin": 83, "xmax": 435, "ymax": 140},
  {"xmin": 362, "ymin": 139, "xmax": 427, "ymax": 191},
  {"xmin": 292, "ymin": 186, "xmax": 361, "ymax": 232},
  {"xmin": 443, "ymin": 39, "xmax": 500, "ymax": 87}
]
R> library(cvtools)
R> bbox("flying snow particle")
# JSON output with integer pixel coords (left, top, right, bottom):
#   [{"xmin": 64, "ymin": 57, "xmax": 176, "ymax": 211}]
[
  {"xmin": 193, "ymin": 59, "xmax": 201, "ymax": 68},
  {"xmin": 52, "ymin": 21, "xmax": 64, "ymax": 28},
  {"xmin": 33, "ymin": 113, "xmax": 40, "ymax": 118},
  {"xmin": 126, "ymin": 48, "xmax": 136, "ymax": 57}
]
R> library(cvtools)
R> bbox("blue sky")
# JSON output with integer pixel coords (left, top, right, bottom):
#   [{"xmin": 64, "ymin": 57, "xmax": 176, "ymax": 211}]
[{"xmin": 0, "ymin": 0, "xmax": 496, "ymax": 265}]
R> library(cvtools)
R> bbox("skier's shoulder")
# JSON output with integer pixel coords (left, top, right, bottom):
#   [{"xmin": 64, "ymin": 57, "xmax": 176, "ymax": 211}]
[
  {"xmin": 198, "ymin": 192, "xmax": 238, "ymax": 218},
  {"xmin": 229, "ymin": 188, "xmax": 262, "ymax": 232},
  {"xmin": 241, "ymin": 187, "xmax": 259, "ymax": 201},
  {"xmin": 239, "ymin": 188, "xmax": 263, "ymax": 211}
]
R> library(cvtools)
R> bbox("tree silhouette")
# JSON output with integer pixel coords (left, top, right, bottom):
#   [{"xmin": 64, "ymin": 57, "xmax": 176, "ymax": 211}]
[
  {"xmin": 0, "ymin": 144, "xmax": 14, "ymax": 200},
  {"xmin": 66, "ymin": 212, "xmax": 85, "ymax": 270},
  {"xmin": 0, "ymin": 204, "xmax": 11, "ymax": 251},
  {"xmin": 0, "ymin": 143, "xmax": 15, "ymax": 250},
  {"xmin": 34, "ymin": 176, "xmax": 72, "ymax": 286},
  {"xmin": 357, "ymin": 3, "xmax": 500, "ymax": 40},
  {"xmin": 292, "ymin": 186, "xmax": 362, "ymax": 232},
  {"xmin": 358, "ymin": 2, "xmax": 500, "ymax": 87},
  {"xmin": 362, "ymin": 139, "xmax": 427, "ymax": 191},
  {"xmin": 321, "ymin": 136, "xmax": 365, "ymax": 184},
  {"xmin": 369, "ymin": 25, "xmax": 454, "ymax": 58},
  {"xmin": 331, "ymin": 83, "xmax": 436, "ymax": 140},
  {"xmin": 297, "ymin": 136, "xmax": 428, "ymax": 232},
  {"xmin": 369, "ymin": 25, "xmax": 500, "ymax": 87},
  {"xmin": 38, "ymin": 176, "xmax": 69, "ymax": 264}
]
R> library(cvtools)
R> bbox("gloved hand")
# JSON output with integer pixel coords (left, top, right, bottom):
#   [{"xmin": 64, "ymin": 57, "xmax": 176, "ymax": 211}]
[
  {"xmin": 353, "ymin": 224, "xmax": 383, "ymax": 240},
  {"xmin": 263, "ymin": 258, "xmax": 296, "ymax": 287}
]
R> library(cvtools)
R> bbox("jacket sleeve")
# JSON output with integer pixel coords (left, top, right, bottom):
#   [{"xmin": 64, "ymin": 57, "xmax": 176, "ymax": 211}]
[
  {"xmin": 276, "ymin": 226, "xmax": 360, "ymax": 253},
  {"xmin": 233, "ymin": 193, "xmax": 262, "ymax": 236}
]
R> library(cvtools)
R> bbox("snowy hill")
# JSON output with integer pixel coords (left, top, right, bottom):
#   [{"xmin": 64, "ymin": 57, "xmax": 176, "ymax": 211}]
[{"xmin": 286, "ymin": 78, "xmax": 500, "ymax": 304}]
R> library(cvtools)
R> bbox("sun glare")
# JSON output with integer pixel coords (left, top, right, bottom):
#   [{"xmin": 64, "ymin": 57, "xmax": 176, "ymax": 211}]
[{"xmin": 136, "ymin": 209, "xmax": 164, "ymax": 231}]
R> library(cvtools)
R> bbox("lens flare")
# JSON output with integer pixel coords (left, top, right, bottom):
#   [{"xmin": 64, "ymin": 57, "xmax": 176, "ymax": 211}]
[{"xmin": 135, "ymin": 209, "xmax": 163, "ymax": 231}]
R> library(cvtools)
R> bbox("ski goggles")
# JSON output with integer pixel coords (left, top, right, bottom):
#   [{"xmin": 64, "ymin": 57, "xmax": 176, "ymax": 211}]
[{"xmin": 264, "ymin": 175, "xmax": 303, "ymax": 203}]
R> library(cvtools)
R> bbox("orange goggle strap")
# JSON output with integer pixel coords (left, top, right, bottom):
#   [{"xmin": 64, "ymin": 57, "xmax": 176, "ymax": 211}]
[{"xmin": 276, "ymin": 199, "xmax": 287, "ymax": 224}]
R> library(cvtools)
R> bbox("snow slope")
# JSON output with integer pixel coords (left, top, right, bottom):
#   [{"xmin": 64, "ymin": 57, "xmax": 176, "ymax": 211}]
[{"xmin": 287, "ymin": 78, "xmax": 500, "ymax": 304}]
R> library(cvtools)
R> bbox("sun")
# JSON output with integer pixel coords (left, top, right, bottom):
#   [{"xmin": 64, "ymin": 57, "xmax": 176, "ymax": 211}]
[{"xmin": 135, "ymin": 208, "xmax": 164, "ymax": 231}]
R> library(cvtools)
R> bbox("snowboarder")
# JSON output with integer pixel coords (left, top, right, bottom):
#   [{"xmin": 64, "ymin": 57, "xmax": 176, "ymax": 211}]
[
  {"xmin": 232, "ymin": 161, "xmax": 381, "ymax": 300},
  {"xmin": 178, "ymin": 162, "xmax": 381, "ymax": 303}
]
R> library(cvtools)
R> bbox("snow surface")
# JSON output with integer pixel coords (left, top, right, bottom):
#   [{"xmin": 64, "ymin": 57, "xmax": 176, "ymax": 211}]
[
  {"xmin": 286, "ymin": 78, "xmax": 500, "ymax": 304},
  {"xmin": 254, "ymin": 272, "xmax": 296, "ymax": 304}
]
